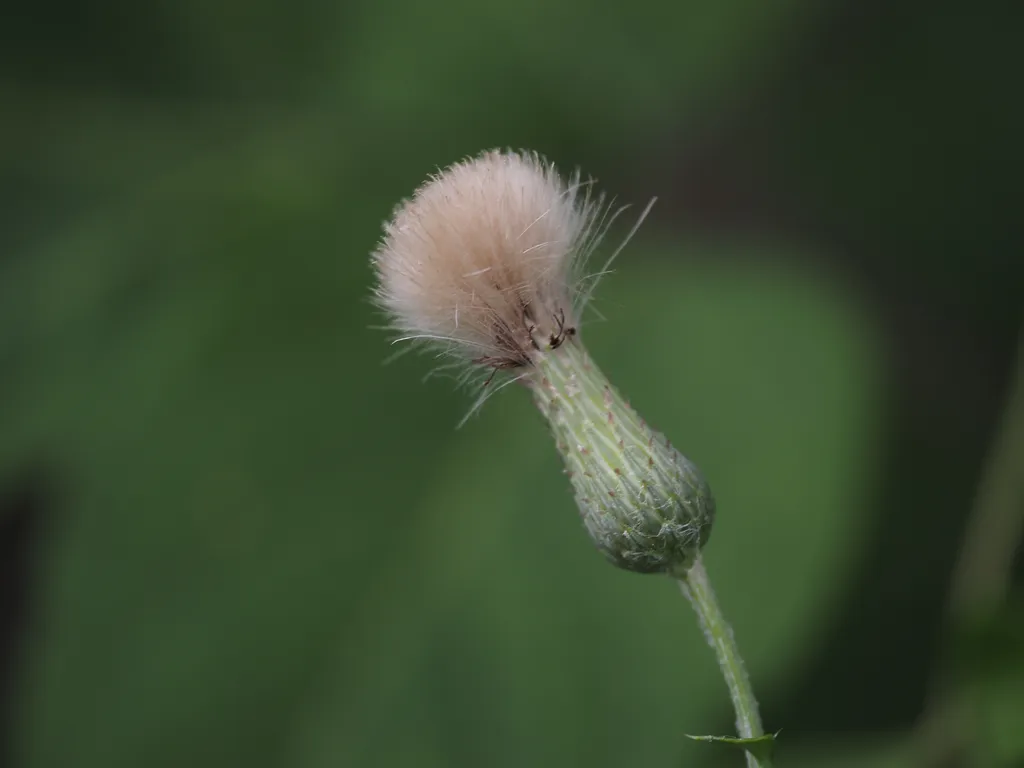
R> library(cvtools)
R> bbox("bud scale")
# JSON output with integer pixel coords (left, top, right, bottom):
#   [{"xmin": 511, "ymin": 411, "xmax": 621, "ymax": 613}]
[{"xmin": 529, "ymin": 340, "xmax": 714, "ymax": 574}]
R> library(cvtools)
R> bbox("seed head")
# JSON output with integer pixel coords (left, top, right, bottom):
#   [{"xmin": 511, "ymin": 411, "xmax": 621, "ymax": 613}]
[
  {"xmin": 371, "ymin": 149, "xmax": 714, "ymax": 574},
  {"xmin": 371, "ymin": 150, "xmax": 602, "ymax": 374}
]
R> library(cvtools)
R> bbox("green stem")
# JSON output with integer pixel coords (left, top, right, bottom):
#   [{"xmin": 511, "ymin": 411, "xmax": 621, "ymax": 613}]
[{"xmin": 678, "ymin": 557, "xmax": 770, "ymax": 768}]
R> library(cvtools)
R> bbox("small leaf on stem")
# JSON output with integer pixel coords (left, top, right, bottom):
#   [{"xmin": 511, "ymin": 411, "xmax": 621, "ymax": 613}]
[{"xmin": 686, "ymin": 731, "xmax": 779, "ymax": 762}]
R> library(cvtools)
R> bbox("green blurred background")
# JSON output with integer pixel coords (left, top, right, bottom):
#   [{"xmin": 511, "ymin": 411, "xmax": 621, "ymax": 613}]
[{"xmin": 1, "ymin": 2, "xmax": 1022, "ymax": 767}]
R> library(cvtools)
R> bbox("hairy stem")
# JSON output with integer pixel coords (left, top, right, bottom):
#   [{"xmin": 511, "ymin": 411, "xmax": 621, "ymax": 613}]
[{"xmin": 678, "ymin": 557, "xmax": 770, "ymax": 767}]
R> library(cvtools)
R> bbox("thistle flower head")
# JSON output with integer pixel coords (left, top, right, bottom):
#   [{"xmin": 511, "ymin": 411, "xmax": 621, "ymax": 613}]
[
  {"xmin": 371, "ymin": 149, "xmax": 714, "ymax": 575},
  {"xmin": 371, "ymin": 150, "xmax": 611, "ymax": 374}
]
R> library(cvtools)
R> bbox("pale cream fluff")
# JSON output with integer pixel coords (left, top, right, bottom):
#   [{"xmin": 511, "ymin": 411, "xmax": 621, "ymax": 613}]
[{"xmin": 371, "ymin": 149, "xmax": 626, "ymax": 374}]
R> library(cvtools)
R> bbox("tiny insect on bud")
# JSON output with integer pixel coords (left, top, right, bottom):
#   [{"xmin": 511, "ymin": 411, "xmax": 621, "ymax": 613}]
[{"xmin": 371, "ymin": 149, "xmax": 714, "ymax": 574}]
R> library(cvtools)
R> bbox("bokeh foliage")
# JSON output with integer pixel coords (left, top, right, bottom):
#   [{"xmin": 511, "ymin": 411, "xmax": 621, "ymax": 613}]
[{"xmin": 2, "ymin": 1, "xmax": 1021, "ymax": 767}]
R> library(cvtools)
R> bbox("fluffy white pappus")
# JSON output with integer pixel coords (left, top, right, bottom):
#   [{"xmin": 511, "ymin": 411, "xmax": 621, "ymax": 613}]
[{"xmin": 371, "ymin": 150, "xmax": 645, "ymax": 376}]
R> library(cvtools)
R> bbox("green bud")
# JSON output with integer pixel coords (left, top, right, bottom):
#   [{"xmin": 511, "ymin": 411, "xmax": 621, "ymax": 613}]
[{"xmin": 530, "ymin": 340, "xmax": 714, "ymax": 574}]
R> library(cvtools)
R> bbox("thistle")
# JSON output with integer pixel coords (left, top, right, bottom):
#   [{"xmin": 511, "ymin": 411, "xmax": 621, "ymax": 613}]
[
  {"xmin": 371, "ymin": 149, "xmax": 713, "ymax": 574},
  {"xmin": 371, "ymin": 149, "xmax": 772, "ymax": 766}
]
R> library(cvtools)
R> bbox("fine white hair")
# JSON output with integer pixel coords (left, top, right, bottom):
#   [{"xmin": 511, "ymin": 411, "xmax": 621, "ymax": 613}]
[{"xmin": 371, "ymin": 150, "xmax": 641, "ymax": 366}]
